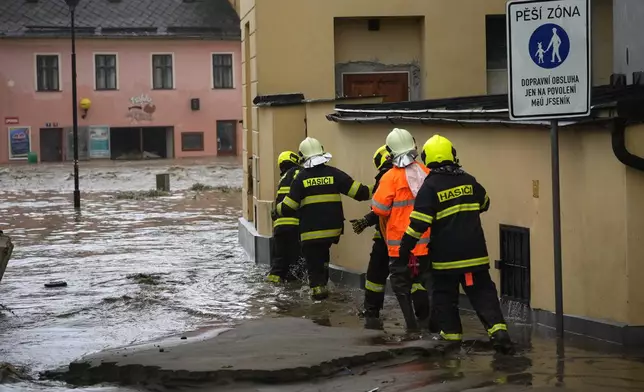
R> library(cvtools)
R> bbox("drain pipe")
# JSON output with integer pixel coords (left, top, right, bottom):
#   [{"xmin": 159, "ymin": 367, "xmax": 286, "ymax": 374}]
[{"xmin": 611, "ymin": 118, "xmax": 644, "ymax": 172}]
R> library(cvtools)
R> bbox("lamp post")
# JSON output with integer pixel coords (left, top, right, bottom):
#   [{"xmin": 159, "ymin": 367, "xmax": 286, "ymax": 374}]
[{"xmin": 65, "ymin": 0, "xmax": 81, "ymax": 209}]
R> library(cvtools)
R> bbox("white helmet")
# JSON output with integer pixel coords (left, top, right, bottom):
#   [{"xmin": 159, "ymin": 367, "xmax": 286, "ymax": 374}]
[
  {"xmin": 386, "ymin": 128, "xmax": 416, "ymax": 157},
  {"xmin": 298, "ymin": 137, "xmax": 325, "ymax": 160}
]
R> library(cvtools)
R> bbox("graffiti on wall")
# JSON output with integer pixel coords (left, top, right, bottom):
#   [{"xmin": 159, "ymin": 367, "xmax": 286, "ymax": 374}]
[{"xmin": 126, "ymin": 94, "xmax": 157, "ymax": 123}]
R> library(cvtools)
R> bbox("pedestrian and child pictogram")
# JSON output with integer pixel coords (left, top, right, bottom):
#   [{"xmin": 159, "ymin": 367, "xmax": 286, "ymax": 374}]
[{"xmin": 529, "ymin": 23, "xmax": 570, "ymax": 69}]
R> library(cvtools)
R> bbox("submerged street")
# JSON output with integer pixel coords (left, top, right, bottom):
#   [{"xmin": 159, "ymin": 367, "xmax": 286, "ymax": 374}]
[{"xmin": 1, "ymin": 159, "xmax": 644, "ymax": 391}]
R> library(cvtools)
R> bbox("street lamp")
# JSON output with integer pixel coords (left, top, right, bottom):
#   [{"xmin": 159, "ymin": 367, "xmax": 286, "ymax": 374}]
[{"xmin": 64, "ymin": 0, "xmax": 81, "ymax": 209}]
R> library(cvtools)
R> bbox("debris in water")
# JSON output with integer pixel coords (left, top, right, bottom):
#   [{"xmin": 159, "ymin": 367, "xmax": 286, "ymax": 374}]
[
  {"xmin": 159, "ymin": 348, "xmax": 165, "ymax": 353},
  {"xmin": 190, "ymin": 182, "xmax": 241, "ymax": 193},
  {"xmin": 115, "ymin": 190, "xmax": 170, "ymax": 200},
  {"xmin": 181, "ymin": 336, "xmax": 187, "ymax": 340},
  {"xmin": 44, "ymin": 281, "xmax": 67, "ymax": 288},
  {"xmin": 0, "ymin": 362, "xmax": 29, "ymax": 383},
  {"xmin": 0, "ymin": 303, "xmax": 15, "ymax": 316},
  {"xmin": 127, "ymin": 273, "xmax": 162, "ymax": 285},
  {"xmin": 190, "ymin": 182, "xmax": 214, "ymax": 191}
]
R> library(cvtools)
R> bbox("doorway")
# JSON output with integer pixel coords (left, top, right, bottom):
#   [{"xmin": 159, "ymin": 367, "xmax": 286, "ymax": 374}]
[
  {"xmin": 342, "ymin": 72, "xmax": 409, "ymax": 102},
  {"xmin": 110, "ymin": 127, "xmax": 170, "ymax": 160},
  {"xmin": 217, "ymin": 120, "xmax": 237, "ymax": 156},
  {"xmin": 40, "ymin": 128, "xmax": 63, "ymax": 162}
]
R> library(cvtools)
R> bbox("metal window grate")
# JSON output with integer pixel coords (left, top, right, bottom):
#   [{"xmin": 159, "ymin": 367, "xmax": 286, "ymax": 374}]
[{"xmin": 495, "ymin": 225, "xmax": 531, "ymax": 305}]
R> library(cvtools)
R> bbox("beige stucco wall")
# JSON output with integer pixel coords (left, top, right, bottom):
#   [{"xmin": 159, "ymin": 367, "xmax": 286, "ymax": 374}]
[
  {"xmin": 625, "ymin": 123, "xmax": 644, "ymax": 325},
  {"xmin": 334, "ymin": 17, "xmax": 423, "ymax": 65},
  {"xmin": 302, "ymin": 113, "xmax": 644, "ymax": 325}
]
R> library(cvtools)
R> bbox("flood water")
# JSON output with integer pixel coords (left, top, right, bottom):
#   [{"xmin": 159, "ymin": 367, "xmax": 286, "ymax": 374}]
[{"xmin": 1, "ymin": 159, "xmax": 644, "ymax": 391}]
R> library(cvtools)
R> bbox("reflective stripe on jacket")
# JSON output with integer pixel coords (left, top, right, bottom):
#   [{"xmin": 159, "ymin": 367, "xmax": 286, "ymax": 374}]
[
  {"xmin": 277, "ymin": 164, "xmax": 371, "ymax": 244},
  {"xmin": 371, "ymin": 161, "xmax": 430, "ymax": 257},
  {"xmin": 273, "ymin": 167, "xmax": 300, "ymax": 233}
]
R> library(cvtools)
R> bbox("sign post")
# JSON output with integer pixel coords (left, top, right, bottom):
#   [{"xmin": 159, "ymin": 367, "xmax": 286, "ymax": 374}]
[{"xmin": 506, "ymin": 0, "xmax": 591, "ymax": 346}]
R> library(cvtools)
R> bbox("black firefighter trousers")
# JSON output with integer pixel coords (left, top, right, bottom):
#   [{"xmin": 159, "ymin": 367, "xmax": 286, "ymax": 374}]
[
  {"xmin": 301, "ymin": 241, "xmax": 332, "ymax": 292},
  {"xmin": 363, "ymin": 238, "xmax": 390, "ymax": 318},
  {"xmin": 389, "ymin": 255, "xmax": 432, "ymax": 330},
  {"xmin": 432, "ymin": 269, "xmax": 507, "ymax": 341},
  {"xmin": 269, "ymin": 229, "xmax": 301, "ymax": 280}
]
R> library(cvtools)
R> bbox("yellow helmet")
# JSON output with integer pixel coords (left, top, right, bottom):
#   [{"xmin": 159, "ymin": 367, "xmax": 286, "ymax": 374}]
[
  {"xmin": 385, "ymin": 128, "xmax": 416, "ymax": 157},
  {"xmin": 298, "ymin": 137, "xmax": 325, "ymax": 159},
  {"xmin": 373, "ymin": 144, "xmax": 391, "ymax": 170},
  {"xmin": 277, "ymin": 150, "xmax": 300, "ymax": 168},
  {"xmin": 421, "ymin": 134, "xmax": 456, "ymax": 166}
]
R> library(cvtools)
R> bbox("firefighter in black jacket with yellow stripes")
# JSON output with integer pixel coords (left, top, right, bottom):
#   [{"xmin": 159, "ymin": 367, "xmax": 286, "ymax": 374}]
[
  {"xmin": 276, "ymin": 137, "xmax": 372, "ymax": 300},
  {"xmin": 267, "ymin": 151, "xmax": 301, "ymax": 284},
  {"xmin": 398, "ymin": 134, "xmax": 514, "ymax": 355}
]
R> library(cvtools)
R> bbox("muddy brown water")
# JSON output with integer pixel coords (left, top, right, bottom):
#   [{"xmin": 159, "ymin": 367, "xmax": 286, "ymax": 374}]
[{"xmin": 1, "ymin": 159, "xmax": 644, "ymax": 391}]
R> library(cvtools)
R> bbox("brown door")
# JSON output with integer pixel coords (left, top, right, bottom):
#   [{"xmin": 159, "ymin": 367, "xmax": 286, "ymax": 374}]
[
  {"xmin": 342, "ymin": 73, "xmax": 409, "ymax": 103},
  {"xmin": 40, "ymin": 128, "xmax": 63, "ymax": 162}
]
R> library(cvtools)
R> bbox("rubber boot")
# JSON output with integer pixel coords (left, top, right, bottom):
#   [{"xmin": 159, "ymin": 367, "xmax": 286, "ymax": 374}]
[
  {"xmin": 396, "ymin": 294, "xmax": 419, "ymax": 332},
  {"xmin": 265, "ymin": 274, "xmax": 282, "ymax": 284},
  {"xmin": 490, "ymin": 330, "xmax": 515, "ymax": 355},
  {"xmin": 311, "ymin": 285, "xmax": 329, "ymax": 301}
]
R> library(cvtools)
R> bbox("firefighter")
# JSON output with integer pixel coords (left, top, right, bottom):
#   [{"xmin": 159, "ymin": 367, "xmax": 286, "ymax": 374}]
[
  {"xmin": 276, "ymin": 137, "xmax": 372, "ymax": 300},
  {"xmin": 371, "ymin": 128, "xmax": 432, "ymax": 333},
  {"xmin": 398, "ymin": 134, "xmax": 514, "ymax": 355},
  {"xmin": 267, "ymin": 151, "xmax": 302, "ymax": 284},
  {"xmin": 350, "ymin": 145, "xmax": 393, "ymax": 330}
]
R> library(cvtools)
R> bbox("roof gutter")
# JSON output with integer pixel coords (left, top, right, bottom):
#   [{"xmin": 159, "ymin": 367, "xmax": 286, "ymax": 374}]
[{"xmin": 611, "ymin": 118, "xmax": 644, "ymax": 172}]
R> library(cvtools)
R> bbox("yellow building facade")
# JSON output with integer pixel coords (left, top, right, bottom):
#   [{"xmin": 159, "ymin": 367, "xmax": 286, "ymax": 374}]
[{"xmin": 234, "ymin": 0, "xmax": 644, "ymax": 345}]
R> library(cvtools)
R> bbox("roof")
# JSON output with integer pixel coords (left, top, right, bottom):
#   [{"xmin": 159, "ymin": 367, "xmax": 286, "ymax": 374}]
[
  {"xmin": 326, "ymin": 85, "xmax": 644, "ymax": 127},
  {"xmin": 0, "ymin": 0, "xmax": 240, "ymax": 39}
]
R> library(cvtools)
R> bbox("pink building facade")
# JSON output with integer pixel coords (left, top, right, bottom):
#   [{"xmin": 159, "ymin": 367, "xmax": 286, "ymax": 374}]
[{"xmin": 0, "ymin": 38, "xmax": 242, "ymax": 163}]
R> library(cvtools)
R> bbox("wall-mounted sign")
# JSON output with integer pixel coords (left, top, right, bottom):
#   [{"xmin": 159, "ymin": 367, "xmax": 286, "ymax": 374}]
[
  {"xmin": 126, "ymin": 93, "xmax": 156, "ymax": 123},
  {"xmin": 89, "ymin": 125, "xmax": 110, "ymax": 159},
  {"xmin": 7, "ymin": 126, "xmax": 31, "ymax": 160},
  {"xmin": 44, "ymin": 122, "xmax": 60, "ymax": 128},
  {"xmin": 4, "ymin": 117, "xmax": 19, "ymax": 125}
]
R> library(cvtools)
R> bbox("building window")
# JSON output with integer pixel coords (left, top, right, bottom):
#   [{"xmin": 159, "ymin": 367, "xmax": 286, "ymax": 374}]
[
  {"xmin": 95, "ymin": 54, "xmax": 117, "ymax": 90},
  {"xmin": 485, "ymin": 15, "xmax": 508, "ymax": 95},
  {"xmin": 181, "ymin": 132, "xmax": 204, "ymax": 151},
  {"xmin": 217, "ymin": 120, "xmax": 237, "ymax": 154},
  {"xmin": 152, "ymin": 54, "xmax": 173, "ymax": 89},
  {"xmin": 36, "ymin": 54, "xmax": 60, "ymax": 92},
  {"xmin": 212, "ymin": 53, "xmax": 233, "ymax": 89}
]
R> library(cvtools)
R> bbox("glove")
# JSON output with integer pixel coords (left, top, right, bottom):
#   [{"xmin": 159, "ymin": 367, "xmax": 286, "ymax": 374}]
[
  {"xmin": 350, "ymin": 218, "xmax": 369, "ymax": 235},
  {"xmin": 271, "ymin": 208, "xmax": 279, "ymax": 221},
  {"xmin": 398, "ymin": 245, "xmax": 412, "ymax": 266}
]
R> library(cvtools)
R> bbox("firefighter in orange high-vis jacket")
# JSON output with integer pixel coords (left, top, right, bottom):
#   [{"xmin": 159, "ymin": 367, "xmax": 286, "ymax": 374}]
[{"xmin": 371, "ymin": 128, "xmax": 432, "ymax": 333}]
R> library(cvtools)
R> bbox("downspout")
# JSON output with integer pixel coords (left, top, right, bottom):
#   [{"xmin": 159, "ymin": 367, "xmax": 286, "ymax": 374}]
[{"xmin": 611, "ymin": 118, "xmax": 644, "ymax": 172}]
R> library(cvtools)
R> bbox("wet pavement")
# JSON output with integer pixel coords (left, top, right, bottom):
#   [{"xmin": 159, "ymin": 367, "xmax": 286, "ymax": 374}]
[{"xmin": 1, "ymin": 159, "xmax": 644, "ymax": 391}]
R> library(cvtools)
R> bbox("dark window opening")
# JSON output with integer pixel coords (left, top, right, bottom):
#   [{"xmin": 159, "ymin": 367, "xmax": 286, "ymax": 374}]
[
  {"xmin": 181, "ymin": 132, "xmax": 204, "ymax": 151},
  {"xmin": 95, "ymin": 54, "xmax": 117, "ymax": 90},
  {"xmin": 213, "ymin": 54, "xmax": 233, "ymax": 89},
  {"xmin": 152, "ymin": 54, "xmax": 173, "ymax": 89},
  {"xmin": 496, "ymin": 224, "xmax": 531, "ymax": 305},
  {"xmin": 36, "ymin": 55, "xmax": 60, "ymax": 92},
  {"xmin": 216, "ymin": 120, "xmax": 236, "ymax": 154},
  {"xmin": 486, "ymin": 15, "xmax": 507, "ymax": 70}
]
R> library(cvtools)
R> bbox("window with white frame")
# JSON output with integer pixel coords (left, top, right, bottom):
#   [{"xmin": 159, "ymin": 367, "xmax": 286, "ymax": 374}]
[
  {"xmin": 95, "ymin": 54, "xmax": 117, "ymax": 90},
  {"xmin": 212, "ymin": 53, "xmax": 233, "ymax": 89},
  {"xmin": 152, "ymin": 54, "xmax": 174, "ymax": 89},
  {"xmin": 36, "ymin": 54, "xmax": 60, "ymax": 92},
  {"xmin": 485, "ymin": 15, "xmax": 508, "ymax": 95}
]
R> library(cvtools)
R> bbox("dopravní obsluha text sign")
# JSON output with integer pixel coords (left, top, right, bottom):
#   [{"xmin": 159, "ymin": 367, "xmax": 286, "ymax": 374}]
[{"xmin": 507, "ymin": 0, "xmax": 591, "ymax": 120}]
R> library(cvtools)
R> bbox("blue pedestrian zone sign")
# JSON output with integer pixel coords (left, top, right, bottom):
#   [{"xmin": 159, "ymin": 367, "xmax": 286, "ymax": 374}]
[
  {"xmin": 529, "ymin": 23, "xmax": 570, "ymax": 69},
  {"xmin": 507, "ymin": 0, "xmax": 591, "ymax": 121}
]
